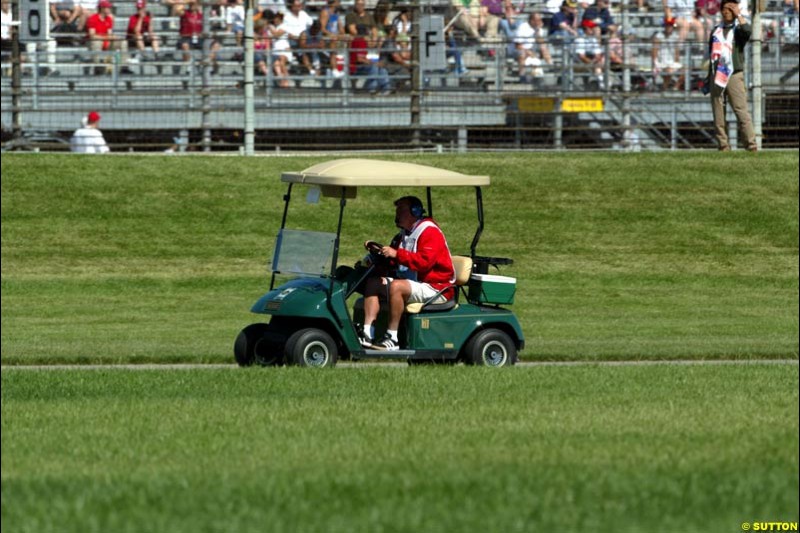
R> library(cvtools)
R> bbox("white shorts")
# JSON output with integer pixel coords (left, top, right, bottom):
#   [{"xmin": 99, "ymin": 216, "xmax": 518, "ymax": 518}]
[{"xmin": 384, "ymin": 278, "xmax": 447, "ymax": 304}]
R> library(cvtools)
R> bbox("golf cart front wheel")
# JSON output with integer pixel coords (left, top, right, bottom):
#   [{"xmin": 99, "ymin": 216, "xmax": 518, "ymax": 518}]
[
  {"xmin": 285, "ymin": 328, "xmax": 338, "ymax": 368},
  {"xmin": 464, "ymin": 329, "xmax": 517, "ymax": 367}
]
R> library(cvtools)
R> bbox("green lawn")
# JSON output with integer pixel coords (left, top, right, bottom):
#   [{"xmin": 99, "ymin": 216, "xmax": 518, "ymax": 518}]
[
  {"xmin": 1, "ymin": 152, "xmax": 798, "ymax": 363},
  {"xmin": 2, "ymin": 364, "xmax": 798, "ymax": 533}
]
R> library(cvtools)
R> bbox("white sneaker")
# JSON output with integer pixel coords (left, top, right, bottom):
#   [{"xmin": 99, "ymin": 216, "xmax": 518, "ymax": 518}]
[
  {"xmin": 129, "ymin": 54, "xmax": 140, "ymax": 65},
  {"xmin": 372, "ymin": 333, "xmax": 399, "ymax": 351},
  {"xmin": 356, "ymin": 325, "xmax": 373, "ymax": 348}
]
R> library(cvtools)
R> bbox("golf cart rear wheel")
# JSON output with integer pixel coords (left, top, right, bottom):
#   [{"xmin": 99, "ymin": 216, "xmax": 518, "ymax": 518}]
[
  {"xmin": 284, "ymin": 328, "xmax": 338, "ymax": 368},
  {"xmin": 234, "ymin": 323, "xmax": 269, "ymax": 367},
  {"xmin": 464, "ymin": 329, "xmax": 517, "ymax": 367}
]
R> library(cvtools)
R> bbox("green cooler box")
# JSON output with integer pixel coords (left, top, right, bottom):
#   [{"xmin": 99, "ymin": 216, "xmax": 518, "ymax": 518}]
[{"xmin": 468, "ymin": 273, "xmax": 517, "ymax": 305}]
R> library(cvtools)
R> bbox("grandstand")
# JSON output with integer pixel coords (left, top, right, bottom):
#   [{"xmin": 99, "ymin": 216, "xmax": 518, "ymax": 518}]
[{"xmin": 1, "ymin": 0, "xmax": 798, "ymax": 151}]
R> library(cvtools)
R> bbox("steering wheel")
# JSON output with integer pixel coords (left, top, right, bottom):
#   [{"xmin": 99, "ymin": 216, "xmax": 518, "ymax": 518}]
[{"xmin": 365, "ymin": 240, "xmax": 384, "ymax": 256}]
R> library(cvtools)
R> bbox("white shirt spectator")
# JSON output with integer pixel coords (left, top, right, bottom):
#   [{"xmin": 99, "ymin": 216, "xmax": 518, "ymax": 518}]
[
  {"xmin": 653, "ymin": 29, "xmax": 681, "ymax": 69},
  {"xmin": 71, "ymin": 126, "xmax": 110, "ymax": 153},
  {"xmin": 574, "ymin": 31, "xmax": 603, "ymax": 57},
  {"xmin": 514, "ymin": 21, "xmax": 541, "ymax": 50},
  {"xmin": 282, "ymin": 9, "xmax": 312, "ymax": 39},
  {"xmin": 1, "ymin": 6, "xmax": 13, "ymax": 41},
  {"xmin": 226, "ymin": 4, "xmax": 245, "ymax": 33}
]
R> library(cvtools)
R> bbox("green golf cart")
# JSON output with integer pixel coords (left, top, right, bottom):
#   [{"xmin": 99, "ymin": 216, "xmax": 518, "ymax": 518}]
[{"xmin": 234, "ymin": 159, "xmax": 524, "ymax": 368}]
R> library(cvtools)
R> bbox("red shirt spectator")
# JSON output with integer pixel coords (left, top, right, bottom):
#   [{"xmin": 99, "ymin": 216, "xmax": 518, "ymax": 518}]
[
  {"xmin": 86, "ymin": 5, "xmax": 114, "ymax": 50},
  {"xmin": 127, "ymin": 11, "xmax": 151, "ymax": 39},
  {"xmin": 349, "ymin": 35, "xmax": 367, "ymax": 74},
  {"xmin": 180, "ymin": 7, "xmax": 203, "ymax": 37}
]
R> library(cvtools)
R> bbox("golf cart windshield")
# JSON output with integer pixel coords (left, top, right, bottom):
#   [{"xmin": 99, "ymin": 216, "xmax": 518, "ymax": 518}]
[{"xmin": 272, "ymin": 229, "xmax": 337, "ymax": 277}]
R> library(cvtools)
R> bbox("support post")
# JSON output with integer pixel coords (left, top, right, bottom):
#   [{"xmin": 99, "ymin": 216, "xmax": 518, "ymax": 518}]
[{"xmin": 243, "ymin": 0, "xmax": 255, "ymax": 155}]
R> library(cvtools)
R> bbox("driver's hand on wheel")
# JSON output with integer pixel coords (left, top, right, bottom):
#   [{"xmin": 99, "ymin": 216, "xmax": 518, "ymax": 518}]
[{"xmin": 380, "ymin": 246, "xmax": 397, "ymax": 259}]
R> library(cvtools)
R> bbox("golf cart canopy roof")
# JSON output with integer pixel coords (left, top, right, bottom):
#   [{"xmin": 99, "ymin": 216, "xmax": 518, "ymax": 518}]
[{"xmin": 281, "ymin": 159, "xmax": 491, "ymax": 189}]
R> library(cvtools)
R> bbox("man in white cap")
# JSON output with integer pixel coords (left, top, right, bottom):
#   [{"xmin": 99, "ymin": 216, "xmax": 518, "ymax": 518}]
[{"xmin": 70, "ymin": 111, "xmax": 110, "ymax": 153}]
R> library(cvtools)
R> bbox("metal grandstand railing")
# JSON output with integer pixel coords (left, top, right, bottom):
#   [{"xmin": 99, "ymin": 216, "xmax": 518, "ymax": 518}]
[{"xmin": 2, "ymin": 0, "xmax": 798, "ymax": 152}]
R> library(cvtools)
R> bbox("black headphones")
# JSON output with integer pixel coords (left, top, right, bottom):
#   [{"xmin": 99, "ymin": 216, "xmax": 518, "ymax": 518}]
[{"xmin": 408, "ymin": 197, "xmax": 425, "ymax": 218}]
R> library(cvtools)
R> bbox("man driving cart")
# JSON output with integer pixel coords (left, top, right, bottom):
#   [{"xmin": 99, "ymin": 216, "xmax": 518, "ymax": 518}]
[{"xmin": 360, "ymin": 196, "xmax": 455, "ymax": 351}]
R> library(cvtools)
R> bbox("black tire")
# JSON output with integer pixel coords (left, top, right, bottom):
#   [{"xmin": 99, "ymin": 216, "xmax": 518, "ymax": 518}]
[
  {"xmin": 407, "ymin": 358, "xmax": 456, "ymax": 366},
  {"xmin": 284, "ymin": 328, "xmax": 338, "ymax": 368},
  {"xmin": 234, "ymin": 323, "xmax": 269, "ymax": 367},
  {"xmin": 463, "ymin": 329, "xmax": 517, "ymax": 367}
]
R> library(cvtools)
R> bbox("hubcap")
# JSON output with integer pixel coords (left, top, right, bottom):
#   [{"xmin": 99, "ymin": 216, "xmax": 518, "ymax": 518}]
[
  {"xmin": 482, "ymin": 340, "xmax": 508, "ymax": 367},
  {"xmin": 303, "ymin": 340, "xmax": 330, "ymax": 367}
]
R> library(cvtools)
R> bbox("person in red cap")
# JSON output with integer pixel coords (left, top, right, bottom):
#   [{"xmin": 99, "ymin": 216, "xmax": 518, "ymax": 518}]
[
  {"xmin": 70, "ymin": 111, "xmax": 110, "ymax": 154},
  {"xmin": 580, "ymin": 0, "xmax": 615, "ymax": 36},
  {"xmin": 127, "ymin": 0, "xmax": 160, "ymax": 62},
  {"xmin": 86, "ymin": 0, "xmax": 132, "ymax": 74},
  {"xmin": 575, "ymin": 17, "xmax": 605, "ymax": 88}
]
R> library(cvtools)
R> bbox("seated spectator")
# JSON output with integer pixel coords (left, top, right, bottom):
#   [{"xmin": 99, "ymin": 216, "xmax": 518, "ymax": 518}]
[
  {"xmin": 254, "ymin": 17, "xmax": 271, "ymax": 75},
  {"xmin": 163, "ymin": 0, "xmax": 186, "ymax": 17},
  {"xmin": 662, "ymin": 0, "xmax": 705, "ymax": 43},
  {"xmin": 50, "ymin": 0, "xmax": 83, "ymax": 35},
  {"xmin": 77, "ymin": 0, "xmax": 97, "ymax": 30},
  {"xmin": 283, "ymin": 0, "xmax": 313, "ymax": 48},
  {"xmin": 498, "ymin": 0, "xmax": 523, "ymax": 40},
  {"xmin": 514, "ymin": 12, "xmax": 552, "ymax": 78},
  {"xmin": 449, "ymin": 0, "xmax": 482, "ymax": 41},
  {"xmin": 269, "ymin": 11, "xmax": 292, "ymax": 87},
  {"xmin": 480, "ymin": 0, "xmax": 504, "ymax": 42},
  {"xmin": 651, "ymin": 17, "xmax": 683, "ymax": 89},
  {"xmin": 225, "ymin": 0, "xmax": 245, "ymax": 46},
  {"xmin": 549, "ymin": 0, "xmax": 578, "ymax": 41},
  {"xmin": 299, "ymin": 21, "xmax": 328, "ymax": 76},
  {"xmin": 2, "ymin": 0, "xmax": 13, "ymax": 57},
  {"xmin": 71, "ymin": 111, "xmax": 110, "ymax": 154},
  {"xmin": 380, "ymin": 25, "xmax": 410, "ymax": 79},
  {"xmin": 392, "ymin": 7, "xmax": 411, "ymax": 35},
  {"xmin": 87, "ymin": 1, "xmax": 132, "ymax": 74},
  {"xmin": 178, "ymin": 0, "xmax": 220, "ymax": 74},
  {"xmin": 320, "ymin": 0, "xmax": 345, "ymax": 44},
  {"xmin": 607, "ymin": 25, "xmax": 624, "ymax": 68},
  {"xmin": 574, "ymin": 21, "xmax": 605, "ymax": 88},
  {"xmin": 581, "ymin": 0, "xmax": 615, "ymax": 36},
  {"xmin": 128, "ymin": 0, "xmax": 160, "ymax": 61},
  {"xmin": 346, "ymin": 0, "xmax": 378, "ymax": 40},
  {"xmin": 350, "ymin": 34, "xmax": 393, "ymax": 95}
]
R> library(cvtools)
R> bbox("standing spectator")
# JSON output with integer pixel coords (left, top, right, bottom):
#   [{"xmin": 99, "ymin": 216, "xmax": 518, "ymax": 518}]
[
  {"xmin": 283, "ymin": 0, "xmax": 312, "ymax": 48},
  {"xmin": 350, "ymin": 34, "xmax": 393, "ymax": 94},
  {"xmin": 707, "ymin": 0, "xmax": 756, "ymax": 151},
  {"xmin": 225, "ymin": 0, "xmax": 245, "ymax": 46},
  {"xmin": 652, "ymin": 17, "xmax": 683, "ymax": 89},
  {"xmin": 575, "ymin": 20, "xmax": 605, "ymax": 88},
  {"xmin": 581, "ymin": 0, "xmax": 615, "ymax": 35},
  {"xmin": 662, "ymin": 0, "xmax": 705, "ymax": 43},
  {"xmin": 549, "ymin": 0, "xmax": 579, "ymax": 40},
  {"xmin": 346, "ymin": 0, "xmax": 378, "ymax": 39},
  {"xmin": 87, "ymin": 1, "xmax": 132, "ymax": 74},
  {"xmin": 128, "ymin": 0, "xmax": 160, "ymax": 61},
  {"xmin": 71, "ymin": 111, "xmax": 110, "ymax": 153},
  {"xmin": 514, "ymin": 12, "xmax": 552, "ymax": 78},
  {"xmin": 178, "ymin": 0, "xmax": 220, "ymax": 74},
  {"xmin": 299, "ymin": 21, "xmax": 327, "ymax": 76}
]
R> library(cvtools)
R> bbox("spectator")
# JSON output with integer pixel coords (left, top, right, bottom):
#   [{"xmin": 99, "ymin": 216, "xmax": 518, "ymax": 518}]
[
  {"xmin": 514, "ymin": 12, "xmax": 552, "ymax": 78},
  {"xmin": 581, "ymin": 0, "xmax": 616, "ymax": 36},
  {"xmin": 607, "ymin": 24, "xmax": 624, "ymax": 68},
  {"xmin": 449, "ymin": 0, "xmax": 482, "ymax": 41},
  {"xmin": 270, "ymin": 11, "xmax": 292, "ymax": 87},
  {"xmin": 87, "ymin": 1, "xmax": 132, "ymax": 74},
  {"xmin": 392, "ymin": 7, "xmax": 411, "ymax": 35},
  {"xmin": 708, "ymin": 0, "xmax": 756, "ymax": 151},
  {"xmin": 652, "ymin": 17, "xmax": 683, "ymax": 89},
  {"xmin": 2, "ymin": 0, "xmax": 14, "ymax": 56},
  {"xmin": 549, "ymin": 0, "xmax": 578, "ymax": 40},
  {"xmin": 254, "ymin": 17, "xmax": 271, "ymax": 75},
  {"xmin": 283, "ymin": 0, "xmax": 313, "ymax": 48},
  {"xmin": 480, "ymin": 0, "xmax": 504, "ymax": 42},
  {"xmin": 320, "ymin": 0, "xmax": 344, "ymax": 42},
  {"xmin": 696, "ymin": 0, "xmax": 721, "ymax": 37},
  {"xmin": 498, "ymin": 0, "xmax": 523, "ymax": 40},
  {"xmin": 71, "ymin": 111, "xmax": 110, "ymax": 153},
  {"xmin": 225, "ymin": 0, "xmax": 245, "ymax": 46},
  {"xmin": 380, "ymin": 24, "xmax": 410, "ymax": 79},
  {"xmin": 299, "ymin": 20, "xmax": 327, "ymax": 76},
  {"xmin": 575, "ymin": 20, "xmax": 605, "ymax": 87},
  {"xmin": 178, "ymin": 0, "xmax": 220, "ymax": 74},
  {"xmin": 50, "ymin": 0, "xmax": 83, "ymax": 34},
  {"xmin": 445, "ymin": 25, "xmax": 469, "ymax": 77},
  {"xmin": 350, "ymin": 34, "xmax": 393, "ymax": 95},
  {"xmin": 76, "ymin": 0, "xmax": 97, "ymax": 30},
  {"xmin": 662, "ymin": 0, "xmax": 705, "ymax": 43},
  {"xmin": 128, "ymin": 0, "xmax": 160, "ymax": 61},
  {"xmin": 346, "ymin": 0, "xmax": 378, "ymax": 39},
  {"xmin": 163, "ymin": 0, "xmax": 186, "ymax": 17}
]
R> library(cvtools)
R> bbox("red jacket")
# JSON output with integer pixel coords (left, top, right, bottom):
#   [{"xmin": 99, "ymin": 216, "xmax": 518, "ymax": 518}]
[{"xmin": 394, "ymin": 219, "xmax": 456, "ymax": 299}]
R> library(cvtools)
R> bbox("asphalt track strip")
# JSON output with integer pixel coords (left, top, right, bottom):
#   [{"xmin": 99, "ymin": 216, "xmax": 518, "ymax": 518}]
[{"xmin": 2, "ymin": 360, "xmax": 797, "ymax": 371}]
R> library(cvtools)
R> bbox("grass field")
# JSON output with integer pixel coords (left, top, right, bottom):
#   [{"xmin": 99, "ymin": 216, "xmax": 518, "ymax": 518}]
[
  {"xmin": 2, "ymin": 364, "xmax": 798, "ymax": 533},
  {"xmin": 2, "ymin": 152, "xmax": 797, "ymax": 363}
]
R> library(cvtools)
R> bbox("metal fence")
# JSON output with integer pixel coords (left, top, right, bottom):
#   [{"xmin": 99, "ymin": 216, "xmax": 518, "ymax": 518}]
[{"xmin": 2, "ymin": 0, "xmax": 798, "ymax": 152}]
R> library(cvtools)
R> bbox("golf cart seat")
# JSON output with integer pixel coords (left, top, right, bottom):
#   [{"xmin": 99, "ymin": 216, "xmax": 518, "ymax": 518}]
[{"xmin": 405, "ymin": 255, "xmax": 473, "ymax": 314}]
